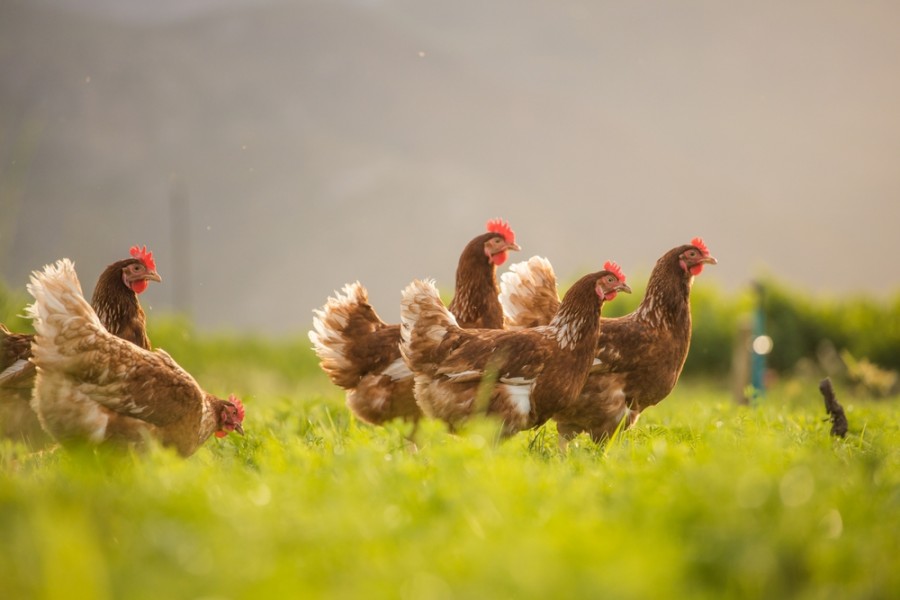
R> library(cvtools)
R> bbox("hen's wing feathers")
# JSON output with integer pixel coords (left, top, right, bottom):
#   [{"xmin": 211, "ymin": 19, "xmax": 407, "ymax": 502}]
[
  {"xmin": 52, "ymin": 327, "xmax": 201, "ymax": 426},
  {"xmin": 0, "ymin": 359, "xmax": 36, "ymax": 389},
  {"xmin": 432, "ymin": 329, "xmax": 549, "ymax": 382},
  {"xmin": 0, "ymin": 325, "xmax": 35, "ymax": 388},
  {"xmin": 1, "ymin": 325, "xmax": 32, "ymax": 364}
]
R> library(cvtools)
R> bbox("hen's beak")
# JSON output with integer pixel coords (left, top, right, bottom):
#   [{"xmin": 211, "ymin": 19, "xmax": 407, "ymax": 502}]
[
  {"xmin": 701, "ymin": 256, "xmax": 718, "ymax": 266},
  {"xmin": 617, "ymin": 283, "xmax": 633, "ymax": 294},
  {"xmin": 145, "ymin": 270, "xmax": 162, "ymax": 283},
  {"xmin": 506, "ymin": 242, "xmax": 521, "ymax": 252},
  {"xmin": 234, "ymin": 423, "xmax": 244, "ymax": 436}
]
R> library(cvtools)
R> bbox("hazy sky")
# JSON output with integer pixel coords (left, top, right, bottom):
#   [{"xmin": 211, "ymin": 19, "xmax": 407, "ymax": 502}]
[{"xmin": 2, "ymin": 0, "xmax": 899, "ymax": 333}]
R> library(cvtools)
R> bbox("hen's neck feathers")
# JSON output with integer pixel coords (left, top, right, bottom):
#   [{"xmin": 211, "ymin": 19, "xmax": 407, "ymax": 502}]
[
  {"xmin": 91, "ymin": 259, "xmax": 150, "ymax": 349},
  {"xmin": 635, "ymin": 246, "xmax": 693, "ymax": 330},
  {"xmin": 199, "ymin": 395, "xmax": 226, "ymax": 444},
  {"xmin": 550, "ymin": 273, "xmax": 603, "ymax": 352},
  {"xmin": 448, "ymin": 233, "xmax": 503, "ymax": 329}
]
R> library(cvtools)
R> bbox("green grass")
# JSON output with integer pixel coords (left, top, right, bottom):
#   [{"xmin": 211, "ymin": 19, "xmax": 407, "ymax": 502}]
[{"xmin": 1, "ymin": 326, "xmax": 899, "ymax": 599}]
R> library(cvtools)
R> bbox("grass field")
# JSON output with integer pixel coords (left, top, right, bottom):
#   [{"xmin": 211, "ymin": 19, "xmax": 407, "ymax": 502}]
[{"xmin": 1, "ymin": 332, "xmax": 898, "ymax": 599}]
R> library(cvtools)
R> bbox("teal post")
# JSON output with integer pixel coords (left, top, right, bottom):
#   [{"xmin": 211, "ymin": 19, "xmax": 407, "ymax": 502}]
[{"xmin": 751, "ymin": 281, "xmax": 766, "ymax": 399}]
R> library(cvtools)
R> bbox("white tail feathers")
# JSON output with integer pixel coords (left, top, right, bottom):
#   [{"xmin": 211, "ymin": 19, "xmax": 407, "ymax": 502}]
[
  {"xmin": 399, "ymin": 279, "xmax": 458, "ymax": 364},
  {"xmin": 309, "ymin": 281, "xmax": 364, "ymax": 377},
  {"xmin": 26, "ymin": 259, "xmax": 101, "ymax": 337},
  {"xmin": 25, "ymin": 259, "xmax": 103, "ymax": 369},
  {"xmin": 499, "ymin": 256, "xmax": 559, "ymax": 330}
]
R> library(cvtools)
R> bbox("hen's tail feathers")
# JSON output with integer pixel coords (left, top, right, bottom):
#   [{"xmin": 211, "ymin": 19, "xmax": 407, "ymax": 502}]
[
  {"xmin": 25, "ymin": 259, "xmax": 102, "ymax": 364},
  {"xmin": 309, "ymin": 281, "xmax": 384, "ymax": 389},
  {"xmin": 399, "ymin": 279, "xmax": 458, "ymax": 371},
  {"xmin": 500, "ymin": 256, "xmax": 560, "ymax": 330}
]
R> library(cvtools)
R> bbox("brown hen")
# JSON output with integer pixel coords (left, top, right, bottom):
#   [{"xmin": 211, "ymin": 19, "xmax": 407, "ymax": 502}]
[
  {"xmin": 309, "ymin": 220, "xmax": 520, "ymax": 426},
  {"xmin": 26, "ymin": 259, "xmax": 243, "ymax": 456},
  {"xmin": 400, "ymin": 263, "xmax": 630, "ymax": 436},
  {"xmin": 501, "ymin": 238, "xmax": 717, "ymax": 442},
  {"xmin": 0, "ymin": 245, "xmax": 162, "ymax": 445}
]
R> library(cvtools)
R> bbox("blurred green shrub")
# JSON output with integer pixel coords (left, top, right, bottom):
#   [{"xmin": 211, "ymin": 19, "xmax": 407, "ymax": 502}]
[
  {"xmin": 571, "ymin": 275, "xmax": 899, "ymax": 380},
  {"xmin": 761, "ymin": 279, "xmax": 900, "ymax": 377},
  {"xmin": 2, "ymin": 276, "xmax": 897, "ymax": 382}
]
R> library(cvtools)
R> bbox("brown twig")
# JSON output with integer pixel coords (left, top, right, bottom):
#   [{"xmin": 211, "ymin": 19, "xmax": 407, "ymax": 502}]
[{"xmin": 819, "ymin": 377, "xmax": 848, "ymax": 438}]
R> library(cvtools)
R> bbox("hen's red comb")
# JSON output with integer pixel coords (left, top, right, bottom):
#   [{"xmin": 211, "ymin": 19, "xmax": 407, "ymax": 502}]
[
  {"xmin": 486, "ymin": 219, "xmax": 516, "ymax": 244},
  {"xmin": 604, "ymin": 260, "xmax": 626, "ymax": 283},
  {"xmin": 229, "ymin": 394, "xmax": 245, "ymax": 422},
  {"xmin": 691, "ymin": 237, "xmax": 710, "ymax": 257},
  {"xmin": 130, "ymin": 245, "xmax": 156, "ymax": 271}
]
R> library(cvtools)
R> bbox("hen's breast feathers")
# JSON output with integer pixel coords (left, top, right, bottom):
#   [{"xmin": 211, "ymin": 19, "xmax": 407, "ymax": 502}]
[
  {"xmin": 590, "ymin": 315, "xmax": 649, "ymax": 373},
  {"xmin": 91, "ymin": 259, "xmax": 154, "ymax": 350},
  {"xmin": 448, "ymin": 231, "xmax": 507, "ymax": 329}
]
